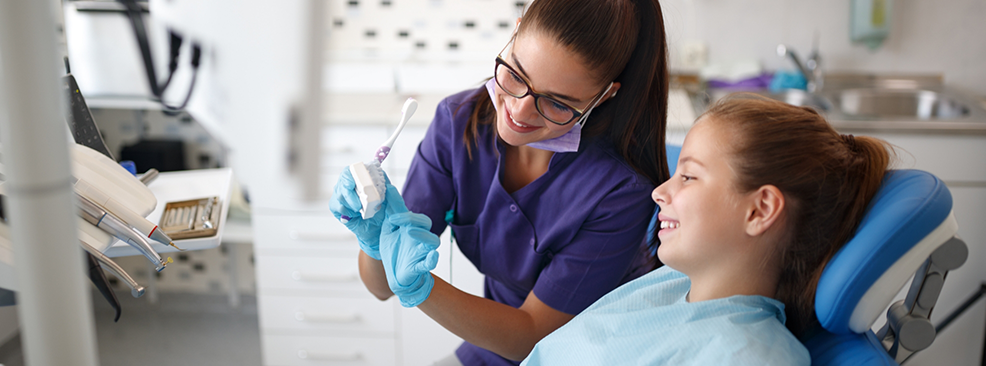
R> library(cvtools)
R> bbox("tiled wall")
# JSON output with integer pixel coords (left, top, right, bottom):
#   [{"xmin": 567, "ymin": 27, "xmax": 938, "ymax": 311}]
[
  {"xmin": 323, "ymin": 0, "xmax": 986, "ymax": 96},
  {"xmin": 659, "ymin": 0, "xmax": 986, "ymax": 95}
]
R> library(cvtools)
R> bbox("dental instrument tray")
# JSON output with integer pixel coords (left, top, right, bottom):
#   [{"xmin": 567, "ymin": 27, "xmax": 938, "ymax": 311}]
[{"xmin": 159, "ymin": 196, "xmax": 222, "ymax": 240}]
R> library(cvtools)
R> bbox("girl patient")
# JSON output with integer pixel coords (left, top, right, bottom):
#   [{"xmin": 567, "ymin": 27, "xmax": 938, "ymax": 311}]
[{"xmin": 521, "ymin": 95, "xmax": 893, "ymax": 365}]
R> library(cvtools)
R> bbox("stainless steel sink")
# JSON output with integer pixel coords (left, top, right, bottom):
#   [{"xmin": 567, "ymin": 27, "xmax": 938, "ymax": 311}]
[
  {"xmin": 740, "ymin": 74, "xmax": 986, "ymax": 133},
  {"xmin": 697, "ymin": 73, "xmax": 986, "ymax": 133},
  {"xmin": 763, "ymin": 89, "xmax": 833, "ymax": 112},
  {"xmin": 835, "ymin": 88, "xmax": 970, "ymax": 120}
]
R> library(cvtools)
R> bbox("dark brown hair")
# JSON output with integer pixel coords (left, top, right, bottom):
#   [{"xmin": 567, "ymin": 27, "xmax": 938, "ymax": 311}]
[
  {"xmin": 462, "ymin": 0, "xmax": 670, "ymax": 188},
  {"xmin": 703, "ymin": 94, "xmax": 892, "ymax": 336}
]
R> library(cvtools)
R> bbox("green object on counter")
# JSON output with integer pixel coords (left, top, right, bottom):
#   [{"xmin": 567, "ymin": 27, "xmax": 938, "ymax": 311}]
[{"xmin": 851, "ymin": 0, "xmax": 892, "ymax": 50}]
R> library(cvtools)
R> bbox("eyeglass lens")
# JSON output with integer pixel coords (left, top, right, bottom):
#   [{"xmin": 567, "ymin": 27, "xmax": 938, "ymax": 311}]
[{"xmin": 494, "ymin": 63, "xmax": 576, "ymax": 124}]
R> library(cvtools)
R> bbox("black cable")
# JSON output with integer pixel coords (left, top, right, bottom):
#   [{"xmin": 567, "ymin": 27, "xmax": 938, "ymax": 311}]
[
  {"xmin": 117, "ymin": 0, "xmax": 196, "ymax": 111},
  {"xmin": 118, "ymin": 0, "xmax": 164, "ymax": 96},
  {"xmin": 935, "ymin": 283, "xmax": 986, "ymax": 333},
  {"xmin": 159, "ymin": 44, "xmax": 201, "ymax": 114},
  {"xmin": 158, "ymin": 31, "xmax": 184, "ymax": 92}
]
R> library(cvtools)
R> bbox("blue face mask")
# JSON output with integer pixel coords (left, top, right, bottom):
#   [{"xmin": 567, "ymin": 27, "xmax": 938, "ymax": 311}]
[{"xmin": 486, "ymin": 79, "xmax": 598, "ymax": 153}]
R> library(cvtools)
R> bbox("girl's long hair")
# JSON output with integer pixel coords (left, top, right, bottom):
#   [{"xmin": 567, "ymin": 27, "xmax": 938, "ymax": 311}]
[{"xmin": 703, "ymin": 95, "xmax": 892, "ymax": 336}]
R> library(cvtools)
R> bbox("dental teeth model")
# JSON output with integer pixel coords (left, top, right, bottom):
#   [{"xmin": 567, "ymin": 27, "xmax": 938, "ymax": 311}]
[{"xmin": 349, "ymin": 98, "xmax": 417, "ymax": 219}]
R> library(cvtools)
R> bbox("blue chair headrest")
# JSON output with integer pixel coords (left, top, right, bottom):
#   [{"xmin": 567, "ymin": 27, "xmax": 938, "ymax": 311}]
[
  {"xmin": 815, "ymin": 170, "xmax": 955, "ymax": 334},
  {"xmin": 646, "ymin": 145, "xmax": 682, "ymax": 243},
  {"xmin": 665, "ymin": 144, "xmax": 681, "ymax": 177}
]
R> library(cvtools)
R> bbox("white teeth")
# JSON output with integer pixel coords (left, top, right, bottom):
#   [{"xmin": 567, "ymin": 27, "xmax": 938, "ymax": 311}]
[
  {"xmin": 511, "ymin": 117, "xmax": 529, "ymax": 128},
  {"xmin": 659, "ymin": 221, "xmax": 679, "ymax": 229}
]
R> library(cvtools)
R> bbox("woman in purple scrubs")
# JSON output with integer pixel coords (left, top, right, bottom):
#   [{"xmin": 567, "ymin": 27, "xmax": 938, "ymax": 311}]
[{"xmin": 335, "ymin": 0, "xmax": 671, "ymax": 364}]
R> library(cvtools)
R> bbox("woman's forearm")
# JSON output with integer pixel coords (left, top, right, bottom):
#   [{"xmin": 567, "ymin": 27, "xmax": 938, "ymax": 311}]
[
  {"xmin": 358, "ymin": 251, "xmax": 393, "ymax": 300},
  {"xmin": 418, "ymin": 275, "xmax": 574, "ymax": 361}
]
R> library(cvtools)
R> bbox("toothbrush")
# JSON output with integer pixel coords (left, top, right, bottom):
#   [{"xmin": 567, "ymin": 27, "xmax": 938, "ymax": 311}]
[{"xmin": 348, "ymin": 97, "xmax": 418, "ymax": 220}]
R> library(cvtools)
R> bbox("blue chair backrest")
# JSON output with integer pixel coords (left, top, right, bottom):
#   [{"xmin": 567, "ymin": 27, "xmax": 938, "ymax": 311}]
[{"xmin": 806, "ymin": 169, "xmax": 957, "ymax": 365}]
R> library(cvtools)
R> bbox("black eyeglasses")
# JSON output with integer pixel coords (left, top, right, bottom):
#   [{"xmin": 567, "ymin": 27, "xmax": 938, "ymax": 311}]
[{"xmin": 493, "ymin": 55, "xmax": 612, "ymax": 126}]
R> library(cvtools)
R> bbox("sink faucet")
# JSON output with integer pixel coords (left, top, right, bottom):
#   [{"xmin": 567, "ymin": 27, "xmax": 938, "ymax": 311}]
[{"xmin": 777, "ymin": 40, "xmax": 823, "ymax": 93}]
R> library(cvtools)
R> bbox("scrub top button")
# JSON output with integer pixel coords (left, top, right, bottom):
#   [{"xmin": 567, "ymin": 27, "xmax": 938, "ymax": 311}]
[
  {"xmin": 530, "ymin": 238, "xmax": 535, "ymax": 246},
  {"xmin": 509, "ymin": 204, "xmax": 518, "ymax": 212}
]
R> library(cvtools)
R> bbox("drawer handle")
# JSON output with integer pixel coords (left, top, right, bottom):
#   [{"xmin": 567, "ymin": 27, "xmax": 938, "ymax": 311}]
[
  {"xmin": 291, "ymin": 270, "xmax": 359, "ymax": 283},
  {"xmin": 289, "ymin": 229, "xmax": 355, "ymax": 242},
  {"xmin": 297, "ymin": 349, "xmax": 362, "ymax": 361},
  {"xmin": 295, "ymin": 311, "xmax": 361, "ymax": 323}
]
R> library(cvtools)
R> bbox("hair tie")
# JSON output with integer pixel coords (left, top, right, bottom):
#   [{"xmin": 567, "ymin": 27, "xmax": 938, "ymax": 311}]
[{"xmin": 842, "ymin": 134, "xmax": 857, "ymax": 152}]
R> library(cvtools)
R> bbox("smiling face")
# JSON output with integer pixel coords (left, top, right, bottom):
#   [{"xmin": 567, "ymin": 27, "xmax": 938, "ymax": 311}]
[
  {"xmin": 492, "ymin": 33, "xmax": 615, "ymax": 147},
  {"xmin": 651, "ymin": 118, "xmax": 753, "ymax": 275}
]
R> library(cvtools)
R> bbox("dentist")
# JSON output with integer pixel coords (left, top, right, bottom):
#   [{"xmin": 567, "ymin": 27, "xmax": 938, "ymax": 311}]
[{"xmin": 332, "ymin": 0, "xmax": 671, "ymax": 364}]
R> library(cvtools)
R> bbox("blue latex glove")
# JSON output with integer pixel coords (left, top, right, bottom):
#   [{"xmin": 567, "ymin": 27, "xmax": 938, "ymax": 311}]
[
  {"xmin": 329, "ymin": 167, "xmax": 399, "ymax": 260},
  {"xmin": 379, "ymin": 185, "xmax": 439, "ymax": 307}
]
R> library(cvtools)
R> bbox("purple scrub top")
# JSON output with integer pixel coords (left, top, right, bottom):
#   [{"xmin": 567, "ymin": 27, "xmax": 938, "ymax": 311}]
[{"xmin": 402, "ymin": 87, "xmax": 657, "ymax": 366}]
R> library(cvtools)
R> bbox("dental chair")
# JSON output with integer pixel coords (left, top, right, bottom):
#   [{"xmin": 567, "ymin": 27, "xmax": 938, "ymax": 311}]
[
  {"xmin": 660, "ymin": 144, "xmax": 967, "ymax": 364},
  {"xmin": 805, "ymin": 169, "xmax": 968, "ymax": 365}
]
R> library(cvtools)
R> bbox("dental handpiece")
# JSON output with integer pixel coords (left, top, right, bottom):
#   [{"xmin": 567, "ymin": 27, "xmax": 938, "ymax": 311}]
[
  {"xmin": 76, "ymin": 193, "xmax": 170, "ymax": 272},
  {"xmin": 80, "ymin": 241, "xmax": 145, "ymax": 298},
  {"xmin": 73, "ymin": 177, "xmax": 181, "ymax": 250}
]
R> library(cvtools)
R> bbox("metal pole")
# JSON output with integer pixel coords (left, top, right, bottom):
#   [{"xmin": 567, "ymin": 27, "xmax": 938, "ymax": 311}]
[{"xmin": 0, "ymin": 0, "xmax": 100, "ymax": 365}]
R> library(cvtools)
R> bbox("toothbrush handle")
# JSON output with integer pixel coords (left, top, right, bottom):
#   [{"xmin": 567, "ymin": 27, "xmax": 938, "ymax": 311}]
[
  {"xmin": 381, "ymin": 98, "xmax": 418, "ymax": 149},
  {"xmin": 382, "ymin": 120, "xmax": 408, "ymax": 149}
]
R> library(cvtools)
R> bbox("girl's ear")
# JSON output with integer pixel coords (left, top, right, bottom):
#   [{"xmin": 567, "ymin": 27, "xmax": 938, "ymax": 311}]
[{"xmin": 745, "ymin": 185, "xmax": 784, "ymax": 237}]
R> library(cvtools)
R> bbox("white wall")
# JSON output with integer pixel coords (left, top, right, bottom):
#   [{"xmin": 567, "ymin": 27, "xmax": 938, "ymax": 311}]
[
  {"xmin": 0, "ymin": 306, "xmax": 17, "ymax": 346},
  {"xmin": 660, "ymin": 0, "xmax": 986, "ymax": 96}
]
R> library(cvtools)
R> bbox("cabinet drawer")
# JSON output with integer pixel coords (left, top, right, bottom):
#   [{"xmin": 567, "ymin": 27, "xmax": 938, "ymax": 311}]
[
  {"xmin": 263, "ymin": 334, "xmax": 396, "ymax": 366},
  {"xmin": 253, "ymin": 213, "xmax": 357, "ymax": 253},
  {"xmin": 256, "ymin": 256, "xmax": 363, "ymax": 293},
  {"xmin": 259, "ymin": 295, "xmax": 395, "ymax": 335}
]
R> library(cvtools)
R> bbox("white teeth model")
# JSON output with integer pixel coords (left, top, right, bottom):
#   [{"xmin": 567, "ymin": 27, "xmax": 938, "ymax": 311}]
[{"xmin": 660, "ymin": 221, "xmax": 680, "ymax": 229}]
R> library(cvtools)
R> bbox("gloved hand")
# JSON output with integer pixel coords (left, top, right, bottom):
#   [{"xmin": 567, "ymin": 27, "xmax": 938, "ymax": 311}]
[
  {"xmin": 329, "ymin": 167, "xmax": 403, "ymax": 260},
  {"xmin": 379, "ymin": 185, "xmax": 439, "ymax": 307}
]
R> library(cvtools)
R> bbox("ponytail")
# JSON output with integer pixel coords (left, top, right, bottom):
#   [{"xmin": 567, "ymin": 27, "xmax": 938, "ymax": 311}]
[{"xmin": 703, "ymin": 95, "xmax": 893, "ymax": 336}]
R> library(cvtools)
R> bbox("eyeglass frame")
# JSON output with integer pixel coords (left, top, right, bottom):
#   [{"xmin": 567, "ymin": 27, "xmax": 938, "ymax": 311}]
[{"xmin": 493, "ymin": 40, "xmax": 614, "ymax": 126}]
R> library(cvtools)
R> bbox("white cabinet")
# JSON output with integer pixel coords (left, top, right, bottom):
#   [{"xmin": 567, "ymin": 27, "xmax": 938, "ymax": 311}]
[
  {"xmin": 255, "ymin": 124, "xmax": 480, "ymax": 366},
  {"xmin": 263, "ymin": 334, "xmax": 398, "ymax": 366}
]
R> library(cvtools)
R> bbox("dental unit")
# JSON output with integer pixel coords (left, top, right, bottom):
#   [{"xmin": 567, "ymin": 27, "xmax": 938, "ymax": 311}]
[
  {"xmin": 80, "ymin": 240, "xmax": 145, "ymax": 298},
  {"xmin": 73, "ymin": 176, "xmax": 182, "ymax": 251},
  {"xmin": 348, "ymin": 97, "xmax": 418, "ymax": 220},
  {"xmin": 75, "ymin": 192, "xmax": 172, "ymax": 272}
]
